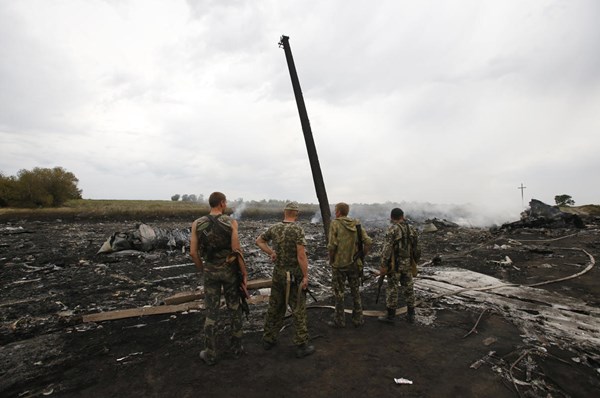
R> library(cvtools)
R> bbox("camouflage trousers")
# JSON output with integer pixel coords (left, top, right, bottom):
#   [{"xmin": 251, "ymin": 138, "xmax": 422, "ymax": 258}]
[
  {"xmin": 332, "ymin": 267, "xmax": 363, "ymax": 326},
  {"xmin": 263, "ymin": 271, "xmax": 309, "ymax": 346},
  {"xmin": 203, "ymin": 264, "xmax": 243, "ymax": 361},
  {"xmin": 385, "ymin": 266, "xmax": 415, "ymax": 310}
]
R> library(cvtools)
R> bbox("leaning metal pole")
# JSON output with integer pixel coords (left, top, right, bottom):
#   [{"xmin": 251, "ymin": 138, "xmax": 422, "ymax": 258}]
[{"xmin": 279, "ymin": 35, "xmax": 331, "ymax": 240}]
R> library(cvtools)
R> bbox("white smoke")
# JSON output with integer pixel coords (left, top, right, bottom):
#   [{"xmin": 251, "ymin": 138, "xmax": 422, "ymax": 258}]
[
  {"xmin": 346, "ymin": 201, "xmax": 522, "ymax": 228},
  {"xmin": 232, "ymin": 202, "xmax": 247, "ymax": 220},
  {"xmin": 310, "ymin": 211, "xmax": 322, "ymax": 224}
]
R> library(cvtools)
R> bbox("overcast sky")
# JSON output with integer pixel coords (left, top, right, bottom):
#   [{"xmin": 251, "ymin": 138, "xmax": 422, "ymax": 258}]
[{"xmin": 1, "ymin": 0, "xmax": 599, "ymax": 223}]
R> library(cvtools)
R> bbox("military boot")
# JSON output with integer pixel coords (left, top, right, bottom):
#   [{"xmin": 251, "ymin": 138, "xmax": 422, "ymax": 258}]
[
  {"xmin": 377, "ymin": 308, "xmax": 395, "ymax": 324},
  {"xmin": 200, "ymin": 350, "xmax": 217, "ymax": 366},
  {"xmin": 231, "ymin": 337, "xmax": 246, "ymax": 359},
  {"xmin": 406, "ymin": 306, "xmax": 415, "ymax": 324},
  {"xmin": 295, "ymin": 343, "xmax": 315, "ymax": 358}
]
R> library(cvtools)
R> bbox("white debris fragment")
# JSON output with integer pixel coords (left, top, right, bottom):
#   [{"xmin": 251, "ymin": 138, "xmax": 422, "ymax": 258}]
[
  {"xmin": 116, "ymin": 352, "xmax": 143, "ymax": 362},
  {"xmin": 489, "ymin": 256, "xmax": 513, "ymax": 265},
  {"xmin": 394, "ymin": 378, "xmax": 413, "ymax": 385},
  {"xmin": 123, "ymin": 324, "xmax": 146, "ymax": 329},
  {"xmin": 470, "ymin": 351, "xmax": 496, "ymax": 369}
]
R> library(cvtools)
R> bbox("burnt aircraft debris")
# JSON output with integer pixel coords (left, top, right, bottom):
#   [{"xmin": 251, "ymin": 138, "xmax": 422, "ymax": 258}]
[
  {"xmin": 501, "ymin": 199, "xmax": 584, "ymax": 229},
  {"xmin": 97, "ymin": 223, "xmax": 190, "ymax": 254}
]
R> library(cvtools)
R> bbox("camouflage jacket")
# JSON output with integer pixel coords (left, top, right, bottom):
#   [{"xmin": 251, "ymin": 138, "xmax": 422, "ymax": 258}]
[
  {"xmin": 259, "ymin": 221, "xmax": 306, "ymax": 278},
  {"xmin": 380, "ymin": 221, "xmax": 418, "ymax": 272},
  {"xmin": 327, "ymin": 216, "xmax": 372, "ymax": 269}
]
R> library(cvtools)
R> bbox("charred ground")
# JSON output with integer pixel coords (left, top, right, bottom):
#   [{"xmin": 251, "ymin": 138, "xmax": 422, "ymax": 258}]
[{"xmin": 1, "ymin": 211, "xmax": 599, "ymax": 397}]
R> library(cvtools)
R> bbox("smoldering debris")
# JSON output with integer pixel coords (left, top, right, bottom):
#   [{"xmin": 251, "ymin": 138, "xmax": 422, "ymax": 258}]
[
  {"xmin": 501, "ymin": 199, "xmax": 584, "ymax": 230},
  {"xmin": 97, "ymin": 223, "xmax": 191, "ymax": 253}
]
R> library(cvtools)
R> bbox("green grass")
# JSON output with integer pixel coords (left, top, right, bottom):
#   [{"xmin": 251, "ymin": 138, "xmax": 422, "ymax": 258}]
[
  {"xmin": 0, "ymin": 199, "xmax": 210, "ymax": 221},
  {"xmin": 0, "ymin": 199, "xmax": 320, "ymax": 221}
]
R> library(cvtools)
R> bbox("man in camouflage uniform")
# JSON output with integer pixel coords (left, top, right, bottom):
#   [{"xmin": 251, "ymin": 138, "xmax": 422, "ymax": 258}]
[
  {"xmin": 327, "ymin": 202, "xmax": 372, "ymax": 328},
  {"xmin": 378, "ymin": 208, "xmax": 418, "ymax": 324},
  {"xmin": 190, "ymin": 192, "xmax": 247, "ymax": 365},
  {"xmin": 256, "ymin": 201, "xmax": 315, "ymax": 358}
]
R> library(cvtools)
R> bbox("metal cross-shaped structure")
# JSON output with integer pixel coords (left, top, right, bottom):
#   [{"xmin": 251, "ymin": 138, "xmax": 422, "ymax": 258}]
[{"xmin": 518, "ymin": 183, "xmax": 527, "ymax": 208}]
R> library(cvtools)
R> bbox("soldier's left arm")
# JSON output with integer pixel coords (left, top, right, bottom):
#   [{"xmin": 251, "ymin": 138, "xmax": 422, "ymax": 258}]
[
  {"xmin": 256, "ymin": 232, "xmax": 276, "ymax": 262},
  {"xmin": 190, "ymin": 220, "xmax": 203, "ymax": 272},
  {"xmin": 362, "ymin": 227, "xmax": 373, "ymax": 256},
  {"xmin": 297, "ymin": 244, "xmax": 309, "ymax": 289},
  {"xmin": 379, "ymin": 227, "xmax": 395, "ymax": 273},
  {"xmin": 230, "ymin": 219, "xmax": 247, "ymax": 285},
  {"xmin": 327, "ymin": 221, "xmax": 338, "ymax": 264},
  {"xmin": 230, "ymin": 219, "xmax": 241, "ymax": 252}
]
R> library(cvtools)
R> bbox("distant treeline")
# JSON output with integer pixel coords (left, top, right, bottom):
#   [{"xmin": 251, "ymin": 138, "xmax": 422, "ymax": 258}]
[{"xmin": 0, "ymin": 167, "xmax": 82, "ymax": 208}]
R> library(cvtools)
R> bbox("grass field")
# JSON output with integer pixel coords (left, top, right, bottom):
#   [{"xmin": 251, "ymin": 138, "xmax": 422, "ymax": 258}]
[
  {"xmin": 1, "ymin": 199, "xmax": 596, "ymax": 222},
  {"xmin": 0, "ymin": 199, "xmax": 320, "ymax": 221}
]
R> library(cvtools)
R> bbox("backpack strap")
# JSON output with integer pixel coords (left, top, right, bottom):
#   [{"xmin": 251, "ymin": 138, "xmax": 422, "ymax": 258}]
[
  {"xmin": 355, "ymin": 223, "xmax": 364, "ymax": 261},
  {"xmin": 202, "ymin": 214, "xmax": 231, "ymax": 261}
]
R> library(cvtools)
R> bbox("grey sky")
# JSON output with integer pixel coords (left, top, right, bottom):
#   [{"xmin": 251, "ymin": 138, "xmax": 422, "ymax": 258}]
[{"xmin": 1, "ymin": 0, "xmax": 599, "ymax": 224}]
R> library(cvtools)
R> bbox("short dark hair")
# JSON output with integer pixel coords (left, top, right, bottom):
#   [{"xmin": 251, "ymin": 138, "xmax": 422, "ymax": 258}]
[
  {"xmin": 335, "ymin": 202, "xmax": 349, "ymax": 216},
  {"xmin": 208, "ymin": 192, "xmax": 226, "ymax": 208},
  {"xmin": 391, "ymin": 208, "xmax": 404, "ymax": 220}
]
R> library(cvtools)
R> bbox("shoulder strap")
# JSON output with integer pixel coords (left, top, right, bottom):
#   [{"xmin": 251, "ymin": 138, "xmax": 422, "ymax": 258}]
[
  {"xmin": 207, "ymin": 214, "xmax": 227, "ymax": 231},
  {"xmin": 352, "ymin": 223, "xmax": 365, "ymax": 261},
  {"xmin": 356, "ymin": 223, "xmax": 364, "ymax": 253}
]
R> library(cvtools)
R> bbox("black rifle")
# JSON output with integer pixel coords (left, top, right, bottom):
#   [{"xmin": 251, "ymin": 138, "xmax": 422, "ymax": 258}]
[
  {"xmin": 227, "ymin": 251, "xmax": 250, "ymax": 320},
  {"xmin": 354, "ymin": 224, "xmax": 365, "ymax": 285},
  {"xmin": 305, "ymin": 286, "xmax": 318, "ymax": 303},
  {"xmin": 293, "ymin": 277, "xmax": 318, "ymax": 303},
  {"xmin": 376, "ymin": 248, "xmax": 395, "ymax": 304},
  {"xmin": 375, "ymin": 273, "xmax": 386, "ymax": 304},
  {"xmin": 238, "ymin": 270, "xmax": 250, "ymax": 320}
]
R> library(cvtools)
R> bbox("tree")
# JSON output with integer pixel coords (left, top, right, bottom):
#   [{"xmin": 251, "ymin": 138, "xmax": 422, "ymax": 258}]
[
  {"xmin": 0, "ymin": 167, "xmax": 82, "ymax": 207},
  {"xmin": 555, "ymin": 194, "xmax": 575, "ymax": 207},
  {"xmin": 181, "ymin": 194, "xmax": 190, "ymax": 202},
  {"xmin": 188, "ymin": 194, "xmax": 197, "ymax": 202},
  {"xmin": 171, "ymin": 194, "xmax": 180, "ymax": 201},
  {"xmin": 0, "ymin": 172, "xmax": 16, "ymax": 207}
]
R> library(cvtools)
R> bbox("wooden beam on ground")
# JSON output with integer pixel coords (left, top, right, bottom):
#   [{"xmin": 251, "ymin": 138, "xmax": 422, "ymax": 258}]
[
  {"xmin": 247, "ymin": 295, "xmax": 270, "ymax": 305},
  {"xmin": 163, "ymin": 291, "xmax": 204, "ymax": 305},
  {"xmin": 82, "ymin": 301, "xmax": 204, "ymax": 323},
  {"xmin": 163, "ymin": 278, "xmax": 273, "ymax": 305},
  {"xmin": 246, "ymin": 278, "xmax": 273, "ymax": 290},
  {"xmin": 81, "ymin": 292, "xmax": 272, "ymax": 323}
]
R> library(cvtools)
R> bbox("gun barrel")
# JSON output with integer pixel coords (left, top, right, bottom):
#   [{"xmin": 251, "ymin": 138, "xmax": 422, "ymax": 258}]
[{"xmin": 375, "ymin": 274, "xmax": 385, "ymax": 304}]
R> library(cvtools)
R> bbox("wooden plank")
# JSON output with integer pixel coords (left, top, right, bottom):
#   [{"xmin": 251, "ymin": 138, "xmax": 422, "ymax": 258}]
[
  {"xmin": 81, "ymin": 293, "xmax": 272, "ymax": 323},
  {"xmin": 162, "ymin": 278, "xmax": 272, "ymax": 305},
  {"xmin": 163, "ymin": 291, "xmax": 204, "ymax": 305},
  {"xmin": 81, "ymin": 278, "xmax": 274, "ymax": 323},
  {"xmin": 247, "ymin": 278, "xmax": 273, "ymax": 290},
  {"xmin": 247, "ymin": 294, "xmax": 270, "ymax": 305},
  {"xmin": 82, "ymin": 301, "xmax": 204, "ymax": 323}
]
